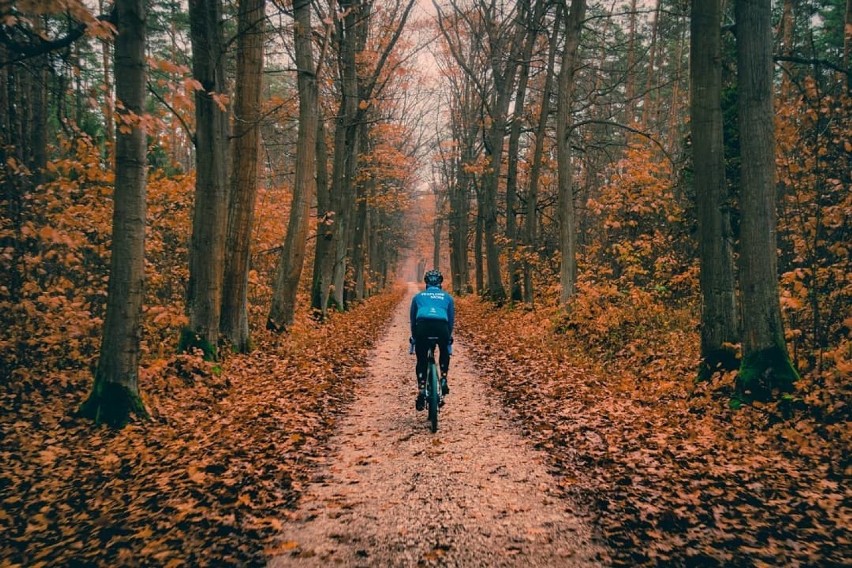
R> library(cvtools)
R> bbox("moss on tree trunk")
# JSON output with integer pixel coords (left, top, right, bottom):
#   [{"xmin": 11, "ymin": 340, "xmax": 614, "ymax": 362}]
[
  {"xmin": 179, "ymin": 327, "xmax": 218, "ymax": 361},
  {"xmin": 79, "ymin": 380, "xmax": 147, "ymax": 428},
  {"xmin": 735, "ymin": 344, "xmax": 799, "ymax": 401}
]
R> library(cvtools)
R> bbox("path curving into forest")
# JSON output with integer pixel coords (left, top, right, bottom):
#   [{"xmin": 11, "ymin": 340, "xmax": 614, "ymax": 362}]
[{"xmin": 267, "ymin": 283, "xmax": 605, "ymax": 567}]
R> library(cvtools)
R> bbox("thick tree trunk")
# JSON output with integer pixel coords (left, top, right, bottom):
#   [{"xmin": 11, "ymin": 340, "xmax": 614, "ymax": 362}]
[
  {"xmin": 80, "ymin": 0, "xmax": 148, "ymax": 427},
  {"xmin": 268, "ymin": 0, "xmax": 318, "ymax": 332},
  {"xmin": 734, "ymin": 0, "xmax": 798, "ymax": 399},
  {"xmin": 557, "ymin": 0, "xmax": 586, "ymax": 304},
  {"xmin": 185, "ymin": 0, "xmax": 229, "ymax": 359},
  {"xmin": 691, "ymin": 0, "xmax": 739, "ymax": 380},
  {"xmin": 221, "ymin": 0, "xmax": 265, "ymax": 350}
]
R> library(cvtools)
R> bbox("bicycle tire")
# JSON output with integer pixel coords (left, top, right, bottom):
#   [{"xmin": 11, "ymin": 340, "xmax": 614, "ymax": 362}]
[{"xmin": 427, "ymin": 362, "xmax": 439, "ymax": 433}]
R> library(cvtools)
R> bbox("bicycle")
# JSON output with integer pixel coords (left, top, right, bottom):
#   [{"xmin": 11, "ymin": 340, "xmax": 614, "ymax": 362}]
[{"xmin": 410, "ymin": 336, "xmax": 445, "ymax": 433}]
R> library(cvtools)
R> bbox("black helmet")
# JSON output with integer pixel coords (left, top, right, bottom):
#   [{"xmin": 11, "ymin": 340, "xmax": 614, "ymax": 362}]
[{"xmin": 424, "ymin": 269, "xmax": 443, "ymax": 286}]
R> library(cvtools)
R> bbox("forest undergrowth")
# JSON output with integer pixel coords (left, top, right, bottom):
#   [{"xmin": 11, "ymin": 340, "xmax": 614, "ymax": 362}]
[
  {"xmin": 456, "ymin": 291, "xmax": 849, "ymax": 567},
  {"xmin": 0, "ymin": 287, "xmax": 402, "ymax": 567}
]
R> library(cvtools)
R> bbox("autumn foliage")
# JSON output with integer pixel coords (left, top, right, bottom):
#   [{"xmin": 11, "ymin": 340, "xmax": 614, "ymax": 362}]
[
  {"xmin": 457, "ymin": 294, "xmax": 849, "ymax": 566},
  {"xmin": 0, "ymin": 279, "xmax": 402, "ymax": 566}
]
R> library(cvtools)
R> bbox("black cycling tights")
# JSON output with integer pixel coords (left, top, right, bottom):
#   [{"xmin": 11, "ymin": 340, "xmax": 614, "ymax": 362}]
[{"xmin": 414, "ymin": 319, "xmax": 450, "ymax": 383}]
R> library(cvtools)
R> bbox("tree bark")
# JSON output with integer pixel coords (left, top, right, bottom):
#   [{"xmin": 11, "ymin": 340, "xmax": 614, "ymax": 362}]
[
  {"xmin": 185, "ymin": 0, "xmax": 229, "ymax": 359},
  {"xmin": 734, "ymin": 0, "xmax": 798, "ymax": 399},
  {"xmin": 268, "ymin": 0, "xmax": 318, "ymax": 332},
  {"xmin": 557, "ymin": 0, "xmax": 586, "ymax": 304},
  {"xmin": 80, "ymin": 0, "xmax": 148, "ymax": 427},
  {"xmin": 690, "ymin": 0, "xmax": 739, "ymax": 379},
  {"xmin": 845, "ymin": 0, "xmax": 851, "ymax": 92},
  {"xmin": 524, "ymin": 5, "xmax": 561, "ymax": 306},
  {"xmin": 221, "ymin": 0, "xmax": 265, "ymax": 350},
  {"xmin": 310, "ymin": 112, "xmax": 333, "ymax": 317}
]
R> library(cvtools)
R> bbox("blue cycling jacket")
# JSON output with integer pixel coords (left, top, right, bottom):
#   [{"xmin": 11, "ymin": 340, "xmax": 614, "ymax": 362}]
[{"xmin": 410, "ymin": 285, "xmax": 455, "ymax": 336}]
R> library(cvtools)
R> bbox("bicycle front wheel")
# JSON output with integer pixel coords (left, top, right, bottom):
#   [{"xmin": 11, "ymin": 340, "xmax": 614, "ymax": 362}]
[{"xmin": 427, "ymin": 362, "xmax": 439, "ymax": 433}]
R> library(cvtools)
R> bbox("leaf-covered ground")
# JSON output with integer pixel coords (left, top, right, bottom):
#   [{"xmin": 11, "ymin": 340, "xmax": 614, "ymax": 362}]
[
  {"xmin": 0, "ymin": 288, "xmax": 402, "ymax": 567},
  {"xmin": 456, "ymin": 297, "xmax": 850, "ymax": 567}
]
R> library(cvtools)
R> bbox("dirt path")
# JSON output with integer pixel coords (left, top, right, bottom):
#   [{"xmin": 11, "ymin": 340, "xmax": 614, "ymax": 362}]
[{"xmin": 267, "ymin": 285, "xmax": 604, "ymax": 567}]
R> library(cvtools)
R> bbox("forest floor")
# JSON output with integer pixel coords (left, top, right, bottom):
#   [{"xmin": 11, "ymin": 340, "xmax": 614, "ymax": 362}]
[
  {"xmin": 1, "ymin": 283, "xmax": 848, "ymax": 567},
  {"xmin": 266, "ymin": 283, "xmax": 605, "ymax": 567}
]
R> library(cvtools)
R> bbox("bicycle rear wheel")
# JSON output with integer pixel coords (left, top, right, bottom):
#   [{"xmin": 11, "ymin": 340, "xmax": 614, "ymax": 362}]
[{"xmin": 427, "ymin": 362, "xmax": 439, "ymax": 432}]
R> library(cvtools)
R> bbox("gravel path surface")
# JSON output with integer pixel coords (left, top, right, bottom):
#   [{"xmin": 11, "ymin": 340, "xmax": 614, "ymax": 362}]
[{"xmin": 267, "ymin": 284, "xmax": 604, "ymax": 567}]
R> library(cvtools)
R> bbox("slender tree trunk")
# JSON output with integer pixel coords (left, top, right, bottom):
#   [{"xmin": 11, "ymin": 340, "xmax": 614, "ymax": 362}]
[
  {"xmin": 185, "ymin": 0, "xmax": 229, "ymax": 358},
  {"xmin": 474, "ymin": 188, "xmax": 484, "ymax": 293},
  {"xmin": 80, "ymin": 0, "xmax": 148, "ymax": 427},
  {"xmin": 625, "ymin": 0, "xmax": 637, "ymax": 122},
  {"xmin": 99, "ymin": 0, "xmax": 115, "ymax": 161},
  {"xmin": 29, "ymin": 17, "xmax": 48, "ymax": 185},
  {"xmin": 349, "ymin": 160, "xmax": 370, "ymax": 303},
  {"xmin": 557, "ymin": 0, "xmax": 586, "ymax": 304},
  {"xmin": 734, "ymin": 0, "xmax": 798, "ymax": 399},
  {"xmin": 691, "ymin": 0, "xmax": 739, "ymax": 379},
  {"xmin": 310, "ymin": 113, "xmax": 333, "ymax": 317},
  {"xmin": 221, "ymin": 0, "xmax": 265, "ymax": 350},
  {"xmin": 505, "ymin": 0, "xmax": 544, "ymax": 304},
  {"xmin": 312, "ymin": 0, "xmax": 359, "ymax": 316},
  {"xmin": 844, "ymin": 0, "xmax": 851, "ymax": 92},
  {"xmin": 666, "ymin": 12, "xmax": 688, "ymax": 153},
  {"xmin": 524, "ymin": 6, "xmax": 561, "ymax": 306},
  {"xmin": 641, "ymin": 0, "xmax": 661, "ymax": 126},
  {"xmin": 779, "ymin": 0, "xmax": 796, "ymax": 99},
  {"xmin": 268, "ymin": 0, "xmax": 318, "ymax": 331}
]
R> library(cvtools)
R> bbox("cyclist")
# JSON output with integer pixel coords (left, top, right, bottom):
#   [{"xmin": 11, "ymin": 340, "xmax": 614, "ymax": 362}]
[{"xmin": 409, "ymin": 269, "xmax": 455, "ymax": 411}]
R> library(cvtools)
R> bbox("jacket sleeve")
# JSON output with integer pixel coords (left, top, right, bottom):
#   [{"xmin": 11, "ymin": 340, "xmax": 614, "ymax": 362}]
[
  {"xmin": 447, "ymin": 295, "xmax": 455, "ymax": 336},
  {"xmin": 409, "ymin": 296, "xmax": 418, "ymax": 337}
]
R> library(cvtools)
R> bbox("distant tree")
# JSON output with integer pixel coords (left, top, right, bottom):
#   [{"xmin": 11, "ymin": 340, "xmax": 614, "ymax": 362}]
[
  {"xmin": 80, "ymin": 0, "xmax": 148, "ymax": 426},
  {"xmin": 734, "ymin": 0, "xmax": 798, "ymax": 398}
]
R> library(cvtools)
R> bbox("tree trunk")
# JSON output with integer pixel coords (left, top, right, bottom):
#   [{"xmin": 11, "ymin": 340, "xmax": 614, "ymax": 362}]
[
  {"xmin": 641, "ymin": 0, "xmax": 661, "ymax": 127},
  {"xmin": 506, "ymin": 5, "xmax": 541, "ymax": 305},
  {"xmin": 524, "ymin": 5, "xmax": 561, "ymax": 306},
  {"xmin": 433, "ymin": 206, "xmax": 443, "ymax": 271},
  {"xmin": 734, "ymin": 0, "xmax": 798, "ymax": 399},
  {"xmin": 268, "ymin": 0, "xmax": 318, "ymax": 332},
  {"xmin": 625, "ymin": 0, "xmax": 637, "ymax": 122},
  {"xmin": 310, "ymin": 112, "xmax": 333, "ymax": 317},
  {"xmin": 185, "ymin": 0, "xmax": 229, "ymax": 359},
  {"xmin": 221, "ymin": 0, "xmax": 265, "ymax": 350},
  {"xmin": 474, "ymin": 189, "xmax": 484, "ymax": 293},
  {"xmin": 557, "ymin": 0, "xmax": 586, "ymax": 304},
  {"xmin": 349, "ymin": 163, "xmax": 370, "ymax": 303},
  {"xmin": 100, "ymin": 0, "xmax": 115, "ymax": 161},
  {"xmin": 690, "ymin": 0, "xmax": 740, "ymax": 380},
  {"xmin": 844, "ymin": 0, "xmax": 851, "ymax": 92},
  {"xmin": 312, "ymin": 0, "xmax": 360, "ymax": 316},
  {"xmin": 80, "ymin": 0, "xmax": 148, "ymax": 427}
]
